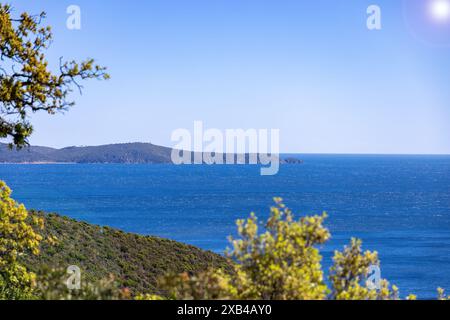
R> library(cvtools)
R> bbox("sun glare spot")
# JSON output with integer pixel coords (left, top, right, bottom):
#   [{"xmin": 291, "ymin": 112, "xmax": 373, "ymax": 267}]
[{"xmin": 430, "ymin": 0, "xmax": 450, "ymax": 21}]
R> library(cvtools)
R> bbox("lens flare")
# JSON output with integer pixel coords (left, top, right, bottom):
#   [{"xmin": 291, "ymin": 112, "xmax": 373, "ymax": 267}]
[{"xmin": 430, "ymin": 0, "xmax": 450, "ymax": 21}]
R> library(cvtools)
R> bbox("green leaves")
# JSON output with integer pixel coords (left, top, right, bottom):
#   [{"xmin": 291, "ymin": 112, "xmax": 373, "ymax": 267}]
[
  {"xmin": 226, "ymin": 199, "xmax": 331, "ymax": 300},
  {"xmin": 330, "ymin": 238, "xmax": 379, "ymax": 300},
  {"xmin": 155, "ymin": 199, "xmax": 412, "ymax": 300},
  {"xmin": 0, "ymin": 5, "xmax": 109, "ymax": 148},
  {"xmin": 0, "ymin": 180, "xmax": 44, "ymax": 299}
]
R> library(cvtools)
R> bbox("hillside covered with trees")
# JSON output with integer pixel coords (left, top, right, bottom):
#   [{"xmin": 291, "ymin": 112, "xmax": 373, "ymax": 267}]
[{"xmin": 22, "ymin": 211, "xmax": 232, "ymax": 295}]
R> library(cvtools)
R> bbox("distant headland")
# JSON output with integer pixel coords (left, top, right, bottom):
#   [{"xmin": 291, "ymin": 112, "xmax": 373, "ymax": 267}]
[{"xmin": 0, "ymin": 142, "xmax": 303, "ymax": 165}]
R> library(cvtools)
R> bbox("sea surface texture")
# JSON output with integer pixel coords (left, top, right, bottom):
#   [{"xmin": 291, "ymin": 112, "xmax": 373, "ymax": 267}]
[{"xmin": 1, "ymin": 154, "xmax": 449, "ymax": 298}]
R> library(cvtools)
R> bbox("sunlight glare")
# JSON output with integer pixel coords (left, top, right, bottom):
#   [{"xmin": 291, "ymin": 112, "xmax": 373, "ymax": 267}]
[{"xmin": 430, "ymin": 0, "xmax": 450, "ymax": 21}]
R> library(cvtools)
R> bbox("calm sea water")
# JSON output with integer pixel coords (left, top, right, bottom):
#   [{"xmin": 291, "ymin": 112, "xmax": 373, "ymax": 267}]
[{"xmin": 1, "ymin": 154, "xmax": 449, "ymax": 298}]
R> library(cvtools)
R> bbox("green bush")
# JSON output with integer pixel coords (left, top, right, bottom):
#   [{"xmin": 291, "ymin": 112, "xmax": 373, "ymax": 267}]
[{"xmin": 151, "ymin": 199, "xmax": 446, "ymax": 300}]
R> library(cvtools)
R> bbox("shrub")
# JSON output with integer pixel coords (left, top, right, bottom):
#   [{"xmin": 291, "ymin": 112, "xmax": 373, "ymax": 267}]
[
  {"xmin": 0, "ymin": 180, "xmax": 43, "ymax": 299},
  {"xmin": 152, "ymin": 199, "xmax": 418, "ymax": 300}
]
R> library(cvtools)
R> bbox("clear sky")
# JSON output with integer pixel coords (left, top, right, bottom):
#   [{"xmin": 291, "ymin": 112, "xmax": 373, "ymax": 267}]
[{"xmin": 7, "ymin": 0, "xmax": 450, "ymax": 154}]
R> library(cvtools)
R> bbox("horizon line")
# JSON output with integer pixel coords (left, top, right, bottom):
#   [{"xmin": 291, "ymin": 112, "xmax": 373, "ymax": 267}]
[{"xmin": 4, "ymin": 141, "xmax": 450, "ymax": 157}]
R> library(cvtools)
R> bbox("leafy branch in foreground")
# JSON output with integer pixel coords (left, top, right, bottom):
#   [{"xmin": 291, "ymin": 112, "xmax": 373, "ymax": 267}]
[
  {"xmin": 152, "ymin": 199, "xmax": 423, "ymax": 300},
  {"xmin": 0, "ymin": 4, "xmax": 109, "ymax": 148}
]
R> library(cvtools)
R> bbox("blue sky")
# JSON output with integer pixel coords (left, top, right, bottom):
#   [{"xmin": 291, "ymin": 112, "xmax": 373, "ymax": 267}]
[{"xmin": 7, "ymin": 0, "xmax": 450, "ymax": 153}]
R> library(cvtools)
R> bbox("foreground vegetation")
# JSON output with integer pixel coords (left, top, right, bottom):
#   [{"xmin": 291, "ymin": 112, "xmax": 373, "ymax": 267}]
[
  {"xmin": 0, "ymin": 180, "xmax": 230, "ymax": 299},
  {"xmin": 1, "ymin": 180, "xmax": 449, "ymax": 300},
  {"xmin": 23, "ymin": 212, "xmax": 232, "ymax": 295}
]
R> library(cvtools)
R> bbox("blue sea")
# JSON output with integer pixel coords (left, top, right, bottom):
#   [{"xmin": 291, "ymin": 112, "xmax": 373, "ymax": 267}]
[{"xmin": 1, "ymin": 154, "xmax": 449, "ymax": 299}]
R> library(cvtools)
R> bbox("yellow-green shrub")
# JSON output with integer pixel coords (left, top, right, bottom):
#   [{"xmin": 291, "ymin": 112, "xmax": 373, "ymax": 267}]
[{"xmin": 0, "ymin": 180, "xmax": 43, "ymax": 299}]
